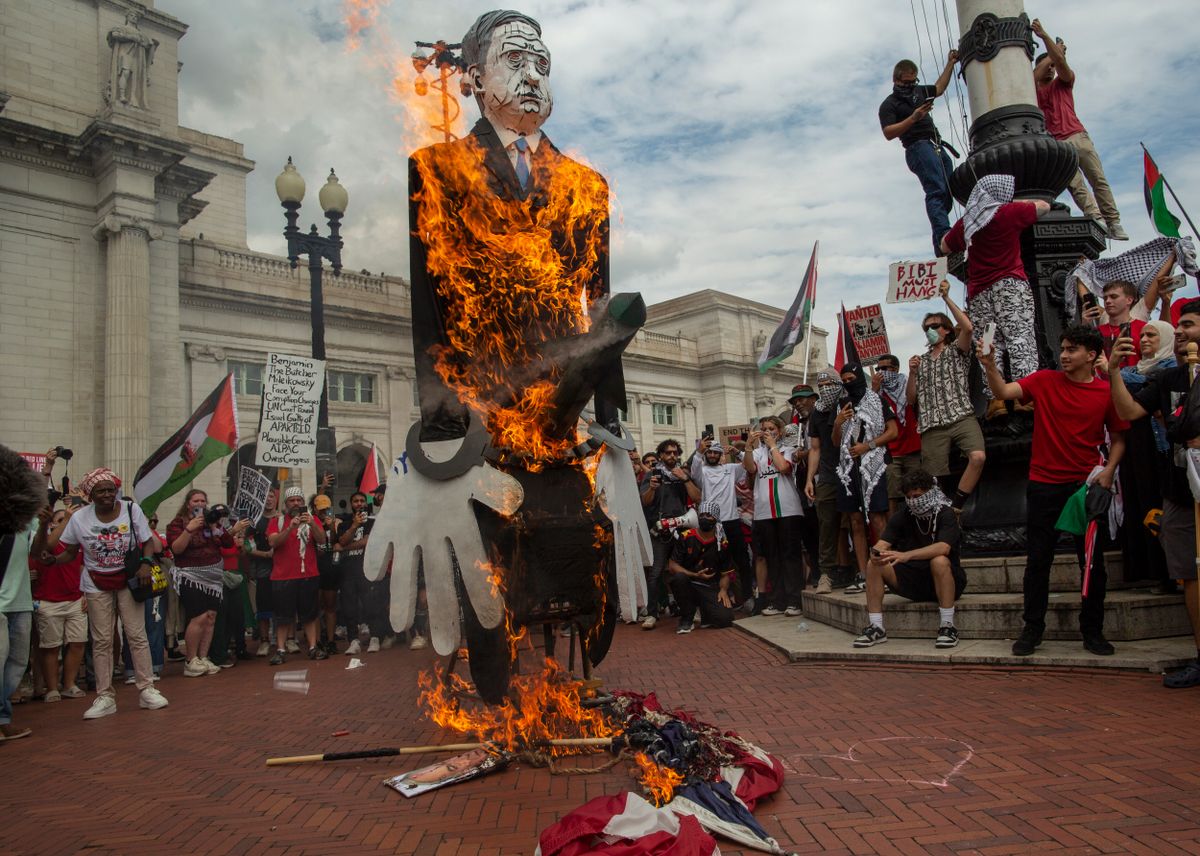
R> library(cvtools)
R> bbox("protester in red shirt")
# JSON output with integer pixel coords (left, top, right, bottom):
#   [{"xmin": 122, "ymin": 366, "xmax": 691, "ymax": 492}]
[
  {"xmin": 30, "ymin": 506, "xmax": 87, "ymax": 703},
  {"xmin": 979, "ymin": 324, "xmax": 1127, "ymax": 658},
  {"xmin": 942, "ymin": 175, "xmax": 1050, "ymax": 413},
  {"xmin": 266, "ymin": 486, "xmax": 327, "ymax": 665},
  {"xmin": 1031, "ymin": 18, "xmax": 1126, "ymax": 240}
]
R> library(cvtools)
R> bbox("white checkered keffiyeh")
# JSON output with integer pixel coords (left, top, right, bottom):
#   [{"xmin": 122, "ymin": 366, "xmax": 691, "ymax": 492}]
[
  {"xmin": 1067, "ymin": 236, "xmax": 1199, "ymax": 318},
  {"xmin": 964, "ymin": 174, "xmax": 1016, "ymax": 247}
]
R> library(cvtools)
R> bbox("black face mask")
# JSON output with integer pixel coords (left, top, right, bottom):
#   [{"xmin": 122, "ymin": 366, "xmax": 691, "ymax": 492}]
[
  {"xmin": 841, "ymin": 364, "xmax": 868, "ymax": 404},
  {"xmin": 698, "ymin": 517, "xmax": 717, "ymax": 532},
  {"xmin": 894, "ymin": 82, "xmax": 916, "ymax": 97}
]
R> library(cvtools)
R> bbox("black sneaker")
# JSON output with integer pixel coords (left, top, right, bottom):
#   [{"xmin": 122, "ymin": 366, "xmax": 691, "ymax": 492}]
[
  {"xmin": 843, "ymin": 575, "xmax": 866, "ymax": 595},
  {"xmin": 1082, "ymin": 633, "xmax": 1115, "ymax": 656},
  {"xmin": 323, "ymin": 640, "xmax": 338, "ymax": 655},
  {"xmin": 853, "ymin": 625, "xmax": 887, "ymax": 647},
  {"xmin": 935, "ymin": 625, "xmax": 959, "ymax": 648},
  {"xmin": 676, "ymin": 620, "xmax": 694, "ymax": 635},
  {"xmin": 309, "ymin": 646, "xmax": 329, "ymax": 661},
  {"xmin": 166, "ymin": 648, "xmax": 186, "ymax": 663},
  {"xmin": 1163, "ymin": 659, "xmax": 1200, "ymax": 688},
  {"xmin": 1011, "ymin": 629, "xmax": 1041, "ymax": 656},
  {"xmin": 268, "ymin": 650, "xmax": 285, "ymax": 666}
]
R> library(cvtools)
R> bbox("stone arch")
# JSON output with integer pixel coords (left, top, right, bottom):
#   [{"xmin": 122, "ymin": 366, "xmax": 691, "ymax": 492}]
[{"xmin": 332, "ymin": 442, "xmax": 372, "ymax": 514}]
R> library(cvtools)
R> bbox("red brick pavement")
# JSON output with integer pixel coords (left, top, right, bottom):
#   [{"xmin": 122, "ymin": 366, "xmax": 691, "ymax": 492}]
[{"xmin": 1, "ymin": 625, "xmax": 1199, "ymax": 855}]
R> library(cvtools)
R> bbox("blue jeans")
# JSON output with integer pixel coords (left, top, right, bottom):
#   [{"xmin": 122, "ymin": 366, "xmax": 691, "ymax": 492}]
[
  {"xmin": 0, "ymin": 611, "xmax": 32, "ymax": 725},
  {"xmin": 905, "ymin": 140, "xmax": 954, "ymax": 253},
  {"xmin": 123, "ymin": 596, "xmax": 164, "ymax": 677}
]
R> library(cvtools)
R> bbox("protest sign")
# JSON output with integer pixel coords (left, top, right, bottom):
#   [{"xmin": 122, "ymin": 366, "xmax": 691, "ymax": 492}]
[
  {"xmin": 886, "ymin": 258, "xmax": 948, "ymax": 304},
  {"xmin": 231, "ymin": 466, "xmax": 272, "ymax": 524},
  {"xmin": 20, "ymin": 452, "xmax": 47, "ymax": 472},
  {"xmin": 256, "ymin": 353, "xmax": 326, "ymax": 468},
  {"xmin": 844, "ymin": 304, "xmax": 891, "ymax": 364},
  {"xmin": 719, "ymin": 424, "xmax": 751, "ymax": 447}
]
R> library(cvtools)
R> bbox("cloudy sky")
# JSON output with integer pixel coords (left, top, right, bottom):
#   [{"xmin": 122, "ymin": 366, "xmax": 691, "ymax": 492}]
[{"xmin": 157, "ymin": 0, "xmax": 1200, "ymax": 360}]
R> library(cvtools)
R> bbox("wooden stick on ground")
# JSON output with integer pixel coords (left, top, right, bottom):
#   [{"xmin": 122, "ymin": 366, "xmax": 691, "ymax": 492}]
[{"xmin": 265, "ymin": 736, "xmax": 614, "ymax": 766}]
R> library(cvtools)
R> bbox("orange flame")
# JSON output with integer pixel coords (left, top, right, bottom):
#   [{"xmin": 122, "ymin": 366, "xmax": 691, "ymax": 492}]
[
  {"xmin": 632, "ymin": 752, "xmax": 684, "ymax": 807},
  {"xmin": 343, "ymin": 0, "xmax": 387, "ymax": 53},
  {"xmin": 418, "ymin": 659, "xmax": 615, "ymax": 755},
  {"xmin": 412, "ymin": 140, "xmax": 609, "ymax": 467}
]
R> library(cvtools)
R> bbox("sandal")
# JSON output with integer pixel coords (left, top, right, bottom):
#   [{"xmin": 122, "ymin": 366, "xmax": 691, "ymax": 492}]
[{"xmin": 0, "ymin": 724, "xmax": 32, "ymax": 741}]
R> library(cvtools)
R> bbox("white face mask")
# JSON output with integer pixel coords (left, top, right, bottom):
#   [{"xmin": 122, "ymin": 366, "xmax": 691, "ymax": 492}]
[{"xmin": 926, "ymin": 326, "xmax": 942, "ymax": 346}]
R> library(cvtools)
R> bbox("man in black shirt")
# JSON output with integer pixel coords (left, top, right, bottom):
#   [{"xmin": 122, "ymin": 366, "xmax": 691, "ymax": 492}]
[
  {"xmin": 666, "ymin": 501, "xmax": 735, "ymax": 634},
  {"xmin": 639, "ymin": 438, "xmax": 693, "ymax": 630},
  {"xmin": 337, "ymin": 492, "xmax": 379, "ymax": 655},
  {"xmin": 1110, "ymin": 300, "xmax": 1200, "ymax": 688},
  {"xmin": 853, "ymin": 468, "xmax": 966, "ymax": 649},
  {"xmin": 879, "ymin": 52, "xmax": 959, "ymax": 254},
  {"xmin": 806, "ymin": 372, "xmax": 847, "ymax": 594}
]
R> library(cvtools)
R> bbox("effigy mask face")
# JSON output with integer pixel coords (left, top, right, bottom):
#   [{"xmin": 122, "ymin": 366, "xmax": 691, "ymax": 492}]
[{"xmin": 472, "ymin": 20, "xmax": 553, "ymax": 136}]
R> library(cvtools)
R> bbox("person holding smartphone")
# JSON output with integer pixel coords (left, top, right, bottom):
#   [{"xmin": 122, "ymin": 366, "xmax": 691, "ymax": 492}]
[{"xmin": 266, "ymin": 486, "xmax": 327, "ymax": 664}]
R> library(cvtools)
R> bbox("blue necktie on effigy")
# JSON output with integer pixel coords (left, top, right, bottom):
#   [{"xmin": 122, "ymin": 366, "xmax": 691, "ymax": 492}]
[{"xmin": 513, "ymin": 136, "xmax": 530, "ymax": 189}]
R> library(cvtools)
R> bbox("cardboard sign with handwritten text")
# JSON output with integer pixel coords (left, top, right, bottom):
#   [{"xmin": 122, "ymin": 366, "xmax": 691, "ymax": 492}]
[
  {"xmin": 255, "ymin": 353, "xmax": 326, "ymax": 468},
  {"xmin": 887, "ymin": 258, "xmax": 947, "ymax": 304}
]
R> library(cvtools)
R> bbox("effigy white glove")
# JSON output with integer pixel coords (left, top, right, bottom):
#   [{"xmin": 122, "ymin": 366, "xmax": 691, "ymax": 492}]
[{"xmin": 364, "ymin": 447, "xmax": 524, "ymax": 656}]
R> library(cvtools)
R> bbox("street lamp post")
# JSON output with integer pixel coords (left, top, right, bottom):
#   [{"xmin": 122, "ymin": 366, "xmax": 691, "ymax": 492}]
[
  {"xmin": 274, "ymin": 156, "xmax": 349, "ymax": 485},
  {"xmin": 411, "ymin": 40, "xmax": 466, "ymax": 143}
]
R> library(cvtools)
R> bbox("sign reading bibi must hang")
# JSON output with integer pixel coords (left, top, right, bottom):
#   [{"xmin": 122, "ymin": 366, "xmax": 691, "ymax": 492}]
[
  {"xmin": 844, "ymin": 304, "xmax": 891, "ymax": 363},
  {"xmin": 886, "ymin": 258, "xmax": 948, "ymax": 303},
  {"xmin": 255, "ymin": 353, "xmax": 326, "ymax": 468}
]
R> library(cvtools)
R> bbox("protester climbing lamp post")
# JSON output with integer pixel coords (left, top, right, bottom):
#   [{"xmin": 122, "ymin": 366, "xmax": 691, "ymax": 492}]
[
  {"xmin": 274, "ymin": 157, "xmax": 349, "ymax": 484},
  {"xmin": 411, "ymin": 40, "xmax": 466, "ymax": 143}
]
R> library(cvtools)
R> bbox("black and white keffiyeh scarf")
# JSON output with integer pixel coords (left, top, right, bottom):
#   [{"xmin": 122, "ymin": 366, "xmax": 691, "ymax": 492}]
[
  {"xmin": 905, "ymin": 486, "xmax": 952, "ymax": 537},
  {"xmin": 878, "ymin": 371, "xmax": 908, "ymax": 425},
  {"xmin": 964, "ymin": 174, "xmax": 1015, "ymax": 247},
  {"xmin": 1067, "ymin": 236, "xmax": 1198, "ymax": 318},
  {"xmin": 835, "ymin": 365, "xmax": 888, "ymax": 510}
]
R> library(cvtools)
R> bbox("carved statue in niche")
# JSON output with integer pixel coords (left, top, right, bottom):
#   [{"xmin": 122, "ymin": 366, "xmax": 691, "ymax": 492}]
[{"xmin": 106, "ymin": 11, "xmax": 158, "ymax": 109}]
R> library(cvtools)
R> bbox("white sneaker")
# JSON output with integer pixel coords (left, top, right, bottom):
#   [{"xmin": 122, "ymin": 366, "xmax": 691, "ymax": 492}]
[
  {"xmin": 815, "ymin": 575, "xmax": 833, "ymax": 594},
  {"xmin": 256, "ymin": 642, "xmax": 270, "ymax": 657},
  {"xmin": 184, "ymin": 658, "xmax": 208, "ymax": 677},
  {"xmin": 285, "ymin": 640, "xmax": 301, "ymax": 654},
  {"xmin": 357, "ymin": 623, "xmax": 369, "ymax": 640},
  {"xmin": 139, "ymin": 687, "xmax": 169, "ymax": 710},
  {"xmin": 409, "ymin": 634, "xmax": 428, "ymax": 650},
  {"xmin": 785, "ymin": 606, "xmax": 803, "ymax": 617},
  {"xmin": 124, "ymin": 675, "xmax": 137, "ymax": 685},
  {"xmin": 641, "ymin": 615, "xmax": 657, "ymax": 630},
  {"xmin": 200, "ymin": 657, "xmax": 220, "ymax": 675},
  {"xmin": 83, "ymin": 696, "xmax": 117, "ymax": 720},
  {"xmin": 335, "ymin": 625, "xmax": 347, "ymax": 640},
  {"xmin": 381, "ymin": 634, "xmax": 395, "ymax": 650},
  {"xmin": 367, "ymin": 637, "xmax": 381, "ymax": 653},
  {"xmin": 344, "ymin": 639, "xmax": 362, "ymax": 655}
]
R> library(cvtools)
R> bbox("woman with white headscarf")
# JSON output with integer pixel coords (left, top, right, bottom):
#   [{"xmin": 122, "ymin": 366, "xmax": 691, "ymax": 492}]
[
  {"xmin": 940, "ymin": 174, "xmax": 1052, "ymax": 403},
  {"xmin": 1116, "ymin": 320, "xmax": 1177, "ymax": 587}
]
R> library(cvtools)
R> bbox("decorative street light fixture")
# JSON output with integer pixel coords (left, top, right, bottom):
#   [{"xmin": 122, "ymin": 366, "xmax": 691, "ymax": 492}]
[
  {"xmin": 274, "ymin": 156, "xmax": 349, "ymax": 485},
  {"xmin": 410, "ymin": 40, "xmax": 466, "ymax": 143}
]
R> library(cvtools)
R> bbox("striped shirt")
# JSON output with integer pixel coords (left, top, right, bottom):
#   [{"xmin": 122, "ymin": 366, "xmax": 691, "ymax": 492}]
[{"xmin": 751, "ymin": 446, "xmax": 803, "ymax": 520}]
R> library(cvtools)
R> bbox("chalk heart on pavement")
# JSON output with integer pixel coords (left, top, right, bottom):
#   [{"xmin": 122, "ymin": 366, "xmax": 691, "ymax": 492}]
[{"xmin": 782, "ymin": 736, "xmax": 974, "ymax": 789}]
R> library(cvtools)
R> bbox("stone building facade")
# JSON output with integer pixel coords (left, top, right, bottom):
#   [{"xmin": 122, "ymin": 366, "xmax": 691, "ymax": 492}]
[{"xmin": 0, "ymin": 0, "xmax": 826, "ymax": 512}]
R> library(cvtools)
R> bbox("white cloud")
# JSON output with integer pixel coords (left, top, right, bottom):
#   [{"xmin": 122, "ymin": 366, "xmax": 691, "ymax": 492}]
[{"xmin": 159, "ymin": 0, "xmax": 1200, "ymax": 362}]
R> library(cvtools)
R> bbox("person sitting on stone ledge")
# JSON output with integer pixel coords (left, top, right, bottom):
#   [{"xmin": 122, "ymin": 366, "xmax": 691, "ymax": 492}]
[
  {"xmin": 978, "ymin": 324, "xmax": 1127, "ymax": 658},
  {"xmin": 853, "ymin": 467, "xmax": 966, "ymax": 650},
  {"xmin": 666, "ymin": 501, "xmax": 736, "ymax": 635},
  {"xmin": 941, "ymin": 174, "xmax": 1050, "ymax": 415}
]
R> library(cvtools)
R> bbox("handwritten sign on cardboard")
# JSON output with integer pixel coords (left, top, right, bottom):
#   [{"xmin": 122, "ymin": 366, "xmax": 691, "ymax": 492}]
[
  {"xmin": 255, "ymin": 353, "xmax": 326, "ymax": 468},
  {"xmin": 231, "ymin": 466, "xmax": 273, "ymax": 524},
  {"xmin": 886, "ymin": 258, "xmax": 947, "ymax": 304}
]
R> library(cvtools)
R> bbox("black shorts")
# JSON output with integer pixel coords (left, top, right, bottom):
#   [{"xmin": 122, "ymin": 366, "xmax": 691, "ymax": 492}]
[
  {"xmin": 836, "ymin": 472, "xmax": 890, "ymax": 515},
  {"xmin": 891, "ymin": 560, "xmax": 967, "ymax": 603},
  {"xmin": 318, "ymin": 558, "xmax": 341, "ymax": 592},
  {"xmin": 180, "ymin": 583, "xmax": 223, "ymax": 622},
  {"xmin": 272, "ymin": 577, "xmax": 320, "ymax": 624},
  {"xmin": 255, "ymin": 576, "xmax": 273, "ymax": 618}
]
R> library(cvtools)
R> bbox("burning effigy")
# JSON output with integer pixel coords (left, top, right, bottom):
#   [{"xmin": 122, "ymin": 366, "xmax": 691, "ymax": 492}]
[{"xmin": 364, "ymin": 8, "xmax": 651, "ymax": 704}]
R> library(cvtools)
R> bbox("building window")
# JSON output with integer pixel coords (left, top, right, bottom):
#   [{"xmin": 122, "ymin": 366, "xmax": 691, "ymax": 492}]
[
  {"xmin": 329, "ymin": 371, "xmax": 376, "ymax": 404},
  {"xmin": 229, "ymin": 360, "xmax": 264, "ymax": 396},
  {"xmin": 651, "ymin": 403, "xmax": 676, "ymax": 426},
  {"xmin": 616, "ymin": 398, "xmax": 632, "ymax": 423}
]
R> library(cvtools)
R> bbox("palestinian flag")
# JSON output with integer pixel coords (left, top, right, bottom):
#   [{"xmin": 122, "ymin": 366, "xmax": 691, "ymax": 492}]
[
  {"xmin": 358, "ymin": 442, "xmax": 384, "ymax": 494},
  {"xmin": 757, "ymin": 241, "xmax": 819, "ymax": 373},
  {"xmin": 833, "ymin": 302, "xmax": 861, "ymax": 371},
  {"xmin": 1144, "ymin": 147, "xmax": 1181, "ymax": 238},
  {"xmin": 132, "ymin": 375, "xmax": 239, "ymax": 515}
]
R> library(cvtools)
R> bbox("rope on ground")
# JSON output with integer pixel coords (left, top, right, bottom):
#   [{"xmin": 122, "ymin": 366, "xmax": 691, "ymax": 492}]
[{"xmin": 517, "ymin": 747, "xmax": 632, "ymax": 776}]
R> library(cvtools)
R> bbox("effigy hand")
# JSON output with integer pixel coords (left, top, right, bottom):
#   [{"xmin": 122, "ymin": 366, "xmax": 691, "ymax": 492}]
[
  {"xmin": 593, "ymin": 440, "xmax": 651, "ymax": 622},
  {"xmin": 363, "ymin": 446, "xmax": 524, "ymax": 656}
]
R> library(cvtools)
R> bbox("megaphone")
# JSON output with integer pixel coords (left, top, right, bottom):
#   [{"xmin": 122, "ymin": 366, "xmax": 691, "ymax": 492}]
[{"xmin": 654, "ymin": 507, "xmax": 698, "ymax": 535}]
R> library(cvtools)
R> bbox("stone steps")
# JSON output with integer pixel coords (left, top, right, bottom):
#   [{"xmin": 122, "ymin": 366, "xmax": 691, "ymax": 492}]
[
  {"xmin": 956, "ymin": 551, "xmax": 1128, "ymax": 594},
  {"xmin": 802, "ymin": 588, "xmax": 1190, "ymax": 642}
]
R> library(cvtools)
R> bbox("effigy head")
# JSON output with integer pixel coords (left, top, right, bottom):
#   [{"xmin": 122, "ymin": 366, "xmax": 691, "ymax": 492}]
[{"xmin": 462, "ymin": 10, "xmax": 552, "ymax": 136}]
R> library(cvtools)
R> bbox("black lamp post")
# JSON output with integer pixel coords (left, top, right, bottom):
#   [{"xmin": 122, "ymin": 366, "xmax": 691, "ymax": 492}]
[{"xmin": 274, "ymin": 156, "xmax": 349, "ymax": 485}]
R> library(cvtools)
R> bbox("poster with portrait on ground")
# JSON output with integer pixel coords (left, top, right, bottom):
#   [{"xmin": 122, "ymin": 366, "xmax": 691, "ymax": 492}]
[{"xmin": 382, "ymin": 749, "xmax": 509, "ymax": 798}]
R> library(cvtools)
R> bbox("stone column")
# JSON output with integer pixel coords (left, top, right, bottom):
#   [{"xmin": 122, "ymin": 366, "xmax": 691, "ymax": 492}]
[
  {"xmin": 94, "ymin": 215, "xmax": 160, "ymax": 483},
  {"xmin": 950, "ymin": 0, "xmax": 1077, "ymax": 201}
]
